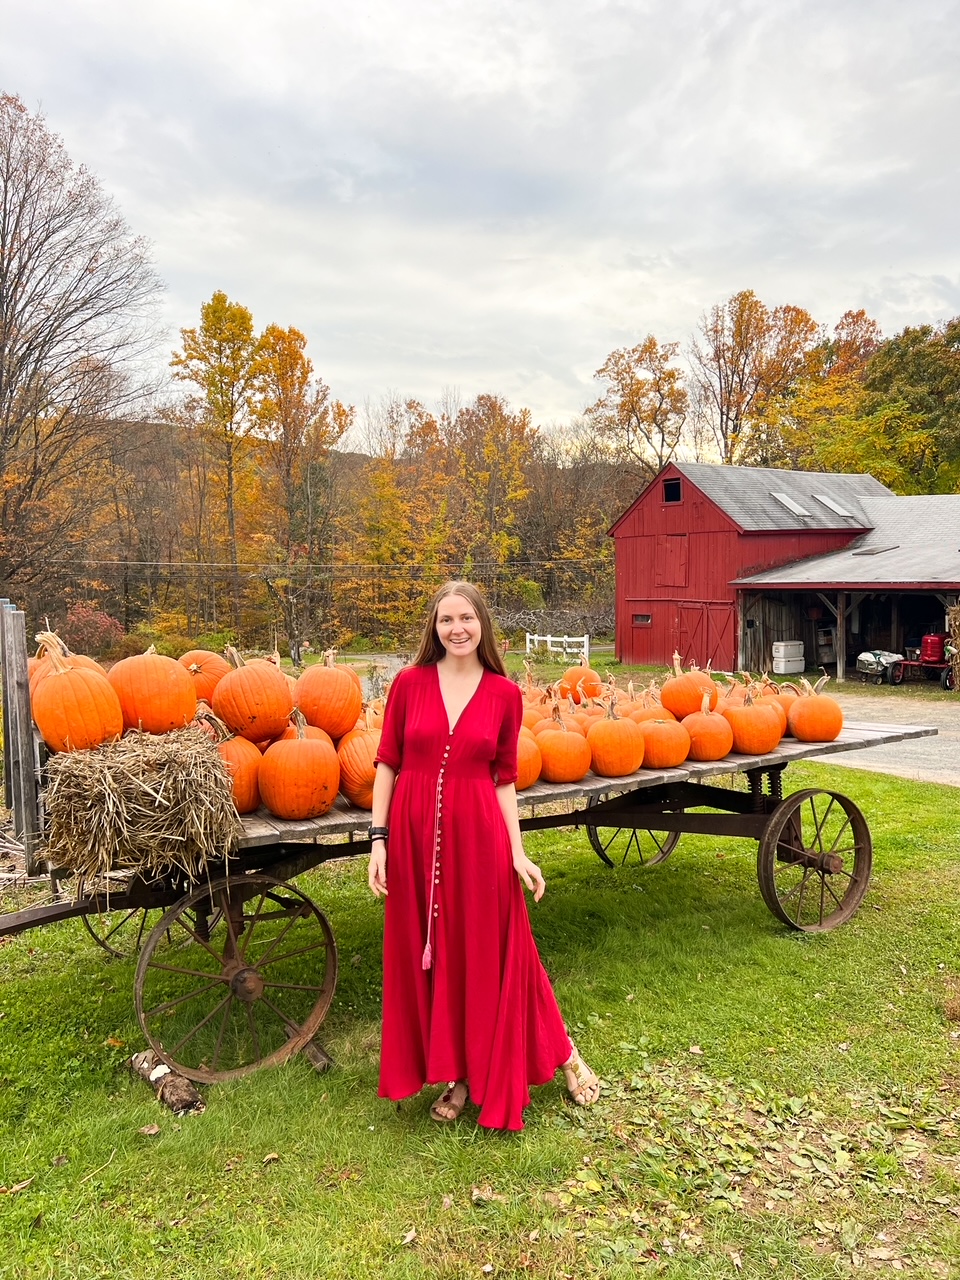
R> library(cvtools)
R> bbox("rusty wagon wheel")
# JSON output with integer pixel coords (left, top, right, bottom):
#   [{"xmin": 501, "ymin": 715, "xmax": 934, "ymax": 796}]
[
  {"xmin": 78, "ymin": 873, "xmax": 221, "ymax": 959},
  {"xmin": 584, "ymin": 796, "xmax": 680, "ymax": 868},
  {"xmin": 135, "ymin": 874, "xmax": 338, "ymax": 1083},
  {"xmin": 756, "ymin": 789, "xmax": 872, "ymax": 932}
]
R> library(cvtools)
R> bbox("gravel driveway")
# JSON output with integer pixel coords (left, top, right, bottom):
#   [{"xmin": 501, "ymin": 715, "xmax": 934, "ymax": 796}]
[{"xmin": 828, "ymin": 692, "xmax": 957, "ymax": 787}]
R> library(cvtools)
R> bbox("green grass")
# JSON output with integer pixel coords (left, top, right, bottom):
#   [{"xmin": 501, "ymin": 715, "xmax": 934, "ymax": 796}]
[{"xmin": 2, "ymin": 763, "xmax": 960, "ymax": 1278}]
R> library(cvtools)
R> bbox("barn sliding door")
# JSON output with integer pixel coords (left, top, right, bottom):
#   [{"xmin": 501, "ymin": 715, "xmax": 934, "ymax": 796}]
[{"xmin": 676, "ymin": 603, "xmax": 736, "ymax": 671}]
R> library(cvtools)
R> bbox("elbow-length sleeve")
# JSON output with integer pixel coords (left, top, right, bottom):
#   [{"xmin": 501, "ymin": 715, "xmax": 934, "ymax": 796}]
[
  {"xmin": 492, "ymin": 682, "xmax": 523, "ymax": 786},
  {"xmin": 374, "ymin": 670, "xmax": 408, "ymax": 770}
]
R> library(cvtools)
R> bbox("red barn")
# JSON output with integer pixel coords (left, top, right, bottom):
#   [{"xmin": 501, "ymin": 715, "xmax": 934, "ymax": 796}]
[{"xmin": 609, "ymin": 462, "xmax": 892, "ymax": 670}]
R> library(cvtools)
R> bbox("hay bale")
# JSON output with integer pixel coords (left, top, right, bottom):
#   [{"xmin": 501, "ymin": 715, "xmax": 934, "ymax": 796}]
[{"xmin": 44, "ymin": 727, "xmax": 244, "ymax": 882}]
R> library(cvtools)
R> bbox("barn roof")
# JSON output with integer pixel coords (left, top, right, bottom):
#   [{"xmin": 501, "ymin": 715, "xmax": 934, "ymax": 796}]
[
  {"xmin": 734, "ymin": 495, "xmax": 960, "ymax": 589},
  {"xmin": 671, "ymin": 462, "xmax": 892, "ymax": 532}
]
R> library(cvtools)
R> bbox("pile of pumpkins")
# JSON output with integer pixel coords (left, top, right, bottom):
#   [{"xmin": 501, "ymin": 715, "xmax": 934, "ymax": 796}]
[
  {"xmin": 28, "ymin": 633, "xmax": 377, "ymax": 822},
  {"xmin": 513, "ymin": 653, "xmax": 844, "ymax": 789},
  {"xmin": 29, "ymin": 633, "xmax": 845, "ymax": 819}
]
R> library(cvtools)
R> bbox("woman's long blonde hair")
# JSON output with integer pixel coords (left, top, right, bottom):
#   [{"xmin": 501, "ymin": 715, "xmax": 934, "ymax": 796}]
[{"xmin": 411, "ymin": 581, "xmax": 507, "ymax": 676}]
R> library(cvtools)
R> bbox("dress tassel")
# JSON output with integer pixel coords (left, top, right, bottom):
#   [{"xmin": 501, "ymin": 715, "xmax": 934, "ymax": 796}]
[{"xmin": 421, "ymin": 942, "xmax": 433, "ymax": 970}]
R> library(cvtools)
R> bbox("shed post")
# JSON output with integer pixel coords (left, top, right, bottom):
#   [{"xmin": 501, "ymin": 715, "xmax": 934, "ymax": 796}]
[
  {"xmin": 890, "ymin": 598, "xmax": 899, "ymax": 652},
  {"xmin": 835, "ymin": 592, "xmax": 846, "ymax": 683}
]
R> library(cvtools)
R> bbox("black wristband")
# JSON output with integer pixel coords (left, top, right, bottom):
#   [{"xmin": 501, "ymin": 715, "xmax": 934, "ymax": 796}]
[{"xmin": 369, "ymin": 826, "xmax": 389, "ymax": 841}]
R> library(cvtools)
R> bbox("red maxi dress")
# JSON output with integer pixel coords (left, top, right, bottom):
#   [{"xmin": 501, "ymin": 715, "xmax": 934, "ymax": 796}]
[{"xmin": 375, "ymin": 664, "xmax": 572, "ymax": 1130}]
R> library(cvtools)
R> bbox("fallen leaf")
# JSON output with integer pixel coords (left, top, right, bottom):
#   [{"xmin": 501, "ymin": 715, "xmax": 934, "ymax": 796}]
[
  {"xmin": 105, "ymin": 1037, "xmax": 125, "ymax": 1048},
  {"xmin": 441, "ymin": 1194, "xmax": 454, "ymax": 1210},
  {"xmin": 262, "ymin": 1153, "xmax": 280, "ymax": 1165},
  {"xmin": 730, "ymin": 1249, "xmax": 743, "ymax": 1270},
  {"xmin": 401, "ymin": 1228, "xmax": 417, "ymax": 1245},
  {"xmin": 7, "ymin": 1177, "xmax": 35, "ymax": 1195},
  {"xmin": 51, "ymin": 1155, "xmax": 68, "ymax": 1167},
  {"xmin": 529, "ymin": 1228, "xmax": 540, "ymax": 1242},
  {"xmin": 482, "ymin": 1267, "xmax": 494, "ymax": 1276},
  {"xmin": 138, "ymin": 1125, "xmax": 160, "ymax": 1137},
  {"xmin": 689, "ymin": 1045, "xmax": 704, "ymax": 1056}
]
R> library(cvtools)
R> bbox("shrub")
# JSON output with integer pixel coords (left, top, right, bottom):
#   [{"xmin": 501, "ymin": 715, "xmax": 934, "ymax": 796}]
[{"xmin": 61, "ymin": 603, "xmax": 125, "ymax": 657}]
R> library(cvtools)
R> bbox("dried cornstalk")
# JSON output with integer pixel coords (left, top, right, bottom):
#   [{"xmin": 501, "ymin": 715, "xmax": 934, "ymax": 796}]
[{"xmin": 44, "ymin": 727, "xmax": 243, "ymax": 882}]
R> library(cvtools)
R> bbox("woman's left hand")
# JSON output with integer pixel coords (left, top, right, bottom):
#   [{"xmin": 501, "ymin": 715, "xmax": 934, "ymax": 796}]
[{"xmin": 513, "ymin": 852, "xmax": 546, "ymax": 902}]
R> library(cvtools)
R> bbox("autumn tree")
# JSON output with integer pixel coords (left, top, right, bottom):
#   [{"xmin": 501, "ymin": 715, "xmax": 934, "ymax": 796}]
[
  {"xmin": 587, "ymin": 336, "xmax": 687, "ymax": 478},
  {"xmin": 252, "ymin": 324, "xmax": 352, "ymax": 660},
  {"xmin": 0, "ymin": 93, "xmax": 161, "ymax": 599},
  {"xmin": 689, "ymin": 290, "xmax": 820, "ymax": 465},
  {"xmin": 171, "ymin": 292, "xmax": 264, "ymax": 628}
]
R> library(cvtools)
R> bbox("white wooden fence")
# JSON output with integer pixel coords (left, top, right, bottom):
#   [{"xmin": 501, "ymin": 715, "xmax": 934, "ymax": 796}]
[{"xmin": 525, "ymin": 632, "xmax": 590, "ymax": 662}]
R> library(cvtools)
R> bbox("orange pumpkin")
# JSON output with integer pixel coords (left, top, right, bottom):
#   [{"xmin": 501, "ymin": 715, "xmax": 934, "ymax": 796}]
[
  {"xmin": 586, "ymin": 706, "xmax": 644, "ymax": 777},
  {"xmin": 516, "ymin": 727, "xmax": 542, "ymax": 790},
  {"xmin": 637, "ymin": 718, "xmax": 691, "ymax": 769},
  {"xmin": 213, "ymin": 660, "xmax": 294, "ymax": 742},
  {"xmin": 788, "ymin": 677, "xmax": 843, "ymax": 742},
  {"xmin": 660, "ymin": 652, "xmax": 719, "ymax": 719},
  {"xmin": 721, "ymin": 693, "xmax": 782, "ymax": 754},
  {"xmin": 558, "ymin": 657, "xmax": 603, "ymax": 705},
  {"xmin": 107, "ymin": 646, "xmax": 198, "ymax": 734},
  {"xmin": 338, "ymin": 717, "xmax": 381, "ymax": 809},
  {"xmin": 537, "ymin": 721, "xmax": 592, "ymax": 783},
  {"xmin": 259, "ymin": 727, "xmax": 340, "ymax": 820},
  {"xmin": 31, "ymin": 647, "xmax": 123, "ymax": 752},
  {"xmin": 681, "ymin": 692, "xmax": 734, "ymax": 762},
  {"xmin": 296, "ymin": 650, "xmax": 363, "ymax": 739},
  {"xmin": 178, "ymin": 649, "xmax": 231, "ymax": 703}
]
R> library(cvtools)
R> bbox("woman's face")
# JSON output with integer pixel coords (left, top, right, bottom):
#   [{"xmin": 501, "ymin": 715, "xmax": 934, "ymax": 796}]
[{"xmin": 435, "ymin": 594, "xmax": 482, "ymax": 659}]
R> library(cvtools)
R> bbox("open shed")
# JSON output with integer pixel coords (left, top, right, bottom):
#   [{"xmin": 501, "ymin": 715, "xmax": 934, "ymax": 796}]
[
  {"xmin": 609, "ymin": 461, "xmax": 892, "ymax": 671},
  {"xmin": 734, "ymin": 494, "xmax": 960, "ymax": 679}
]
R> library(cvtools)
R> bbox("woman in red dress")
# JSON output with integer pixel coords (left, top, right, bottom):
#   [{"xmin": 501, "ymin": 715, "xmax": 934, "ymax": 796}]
[{"xmin": 368, "ymin": 581, "xmax": 600, "ymax": 1130}]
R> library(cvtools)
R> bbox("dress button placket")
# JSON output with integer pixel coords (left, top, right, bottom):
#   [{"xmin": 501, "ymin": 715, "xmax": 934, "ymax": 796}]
[{"xmin": 422, "ymin": 733, "xmax": 451, "ymax": 970}]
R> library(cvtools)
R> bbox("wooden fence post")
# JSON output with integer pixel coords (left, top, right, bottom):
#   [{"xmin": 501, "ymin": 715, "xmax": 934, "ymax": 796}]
[{"xmin": 1, "ymin": 607, "xmax": 41, "ymax": 874}]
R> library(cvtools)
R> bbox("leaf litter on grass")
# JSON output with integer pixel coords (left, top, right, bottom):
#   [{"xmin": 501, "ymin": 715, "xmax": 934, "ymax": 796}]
[{"xmin": 534, "ymin": 1041, "xmax": 960, "ymax": 1274}]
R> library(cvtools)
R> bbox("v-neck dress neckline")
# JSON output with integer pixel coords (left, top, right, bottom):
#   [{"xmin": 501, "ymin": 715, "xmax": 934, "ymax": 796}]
[{"xmin": 434, "ymin": 663, "xmax": 486, "ymax": 735}]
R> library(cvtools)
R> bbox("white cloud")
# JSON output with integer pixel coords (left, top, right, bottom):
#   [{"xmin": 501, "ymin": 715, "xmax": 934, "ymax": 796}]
[{"xmin": 5, "ymin": 0, "xmax": 960, "ymax": 420}]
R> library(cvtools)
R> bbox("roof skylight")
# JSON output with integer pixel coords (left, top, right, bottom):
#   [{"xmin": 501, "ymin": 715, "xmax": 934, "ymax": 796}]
[
  {"xmin": 770, "ymin": 492, "xmax": 812, "ymax": 517},
  {"xmin": 813, "ymin": 493, "xmax": 855, "ymax": 518}
]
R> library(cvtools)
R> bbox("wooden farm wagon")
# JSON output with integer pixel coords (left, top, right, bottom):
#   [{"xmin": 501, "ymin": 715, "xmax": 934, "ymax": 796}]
[{"xmin": 0, "ymin": 602, "xmax": 937, "ymax": 1086}]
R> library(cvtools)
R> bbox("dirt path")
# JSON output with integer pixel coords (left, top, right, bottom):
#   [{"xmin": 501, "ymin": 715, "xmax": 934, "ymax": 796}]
[{"xmin": 829, "ymin": 692, "xmax": 957, "ymax": 787}]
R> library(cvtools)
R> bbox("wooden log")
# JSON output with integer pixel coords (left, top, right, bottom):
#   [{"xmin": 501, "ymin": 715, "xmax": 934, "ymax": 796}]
[{"xmin": 129, "ymin": 1050, "xmax": 206, "ymax": 1115}]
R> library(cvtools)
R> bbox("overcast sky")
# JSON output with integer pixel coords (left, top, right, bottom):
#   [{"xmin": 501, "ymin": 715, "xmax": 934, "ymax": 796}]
[{"xmin": 5, "ymin": 0, "xmax": 960, "ymax": 425}]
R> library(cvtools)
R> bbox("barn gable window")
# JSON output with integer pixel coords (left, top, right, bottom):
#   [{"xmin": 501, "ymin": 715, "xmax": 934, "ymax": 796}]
[
  {"xmin": 662, "ymin": 478, "xmax": 682, "ymax": 503},
  {"xmin": 632, "ymin": 613, "xmax": 652, "ymax": 627}
]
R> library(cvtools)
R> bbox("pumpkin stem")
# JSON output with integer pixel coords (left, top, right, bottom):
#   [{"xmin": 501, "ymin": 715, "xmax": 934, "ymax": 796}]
[
  {"xmin": 813, "ymin": 674, "xmax": 831, "ymax": 694},
  {"xmin": 671, "ymin": 650, "xmax": 684, "ymax": 678},
  {"xmin": 290, "ymin": 707, "xmax": 309, "ymax": 739},
  {"xmin": 225, "ymin": 645, "xmax": 246, "ymax": 669},
  {"xmin": 194, "ymin": 704, "xmax": 233, "ymax": 743}
]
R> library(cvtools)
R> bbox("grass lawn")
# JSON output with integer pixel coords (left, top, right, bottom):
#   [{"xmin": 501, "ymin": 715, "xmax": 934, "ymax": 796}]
[{"xmin": 2, "ymin": 763, "xmax": 960, "ymax": 1278}]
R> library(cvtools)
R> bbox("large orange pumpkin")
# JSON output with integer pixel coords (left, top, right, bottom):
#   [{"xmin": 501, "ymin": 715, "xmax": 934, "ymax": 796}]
[
  {"xmin": 637, "ymin": 718, "xmax": 691, "ymax": 769},
  {"xmin": 259, "ymin": 730, "xmax": 340, "ymax": 820},
  {"xmin": 681, "ymin": 692, "xmax": 734, "ymax": 761},
  {"xmin": 788, "ymin": 677, "xmax": 843, "ymax": 742},
  {"xmin": 537, "ymin": 721, "xmax": 592, "ymax": 783},
  {"xmin": 31, "ymin": 648, "xmax": 123, "ymax": 752},
  {"xmin": 296, "ymin": 650, "xmax": 363, "ymax": 739},
  {"xmin": 178, "ymin": 649, "xmax": 231, "ymax": 703},
  {"xmin": 337, "ymin": 717, "xmax": 381, "ymax": 809},
  {"xmin": 660, "ymin": 652, "xmax": 719, "ymax": 719},
  {"xmin": 721, "ymin": 693, "xmax": 782, "ymax": 755},
  {"xmin": 586, "ymin": 707, "xmax": 644, "ymax": 777},
  {"xmin": 213, "ymin": 661, "xmax": 294, "ymax": 742},
  {"xmin": 107, "ymin": 646, "xmax": 198, "ymax": 734}
]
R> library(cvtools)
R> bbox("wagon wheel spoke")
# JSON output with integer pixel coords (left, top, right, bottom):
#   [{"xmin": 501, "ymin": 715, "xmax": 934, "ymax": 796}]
[
  {"xmin": 136, "ymin": 874, "xmax": 339, "ymax": 1084},
  {"xmin": 756, "ymin": 789, "xmax": 872, "ymax": 933},
  {"xmin": 143, "ymin": 977, "xmax": 225, "ymax": 1020},
  {"xmin": 169, "ymin": 994, "xmax": 232, "ymax": 1055},
  {"xmin": 584, "ymin": 798, "xmax": 681, "ymax": 869}
]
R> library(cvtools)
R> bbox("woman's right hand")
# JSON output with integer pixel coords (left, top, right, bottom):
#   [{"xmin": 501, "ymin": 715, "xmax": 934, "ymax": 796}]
[{"xmin": 368, "ymin": 840, "xmax": 388, "ymax": 897}]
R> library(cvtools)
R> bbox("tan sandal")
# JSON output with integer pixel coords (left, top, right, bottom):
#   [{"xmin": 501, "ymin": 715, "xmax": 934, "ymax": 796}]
[
  {"xmin": 562, "ymin": 1047, "xmax": 600, "ymax": 1106},
  {"xmin": 430, "ymin": 1080, "xmax": 469, "ymax": 1122}
]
